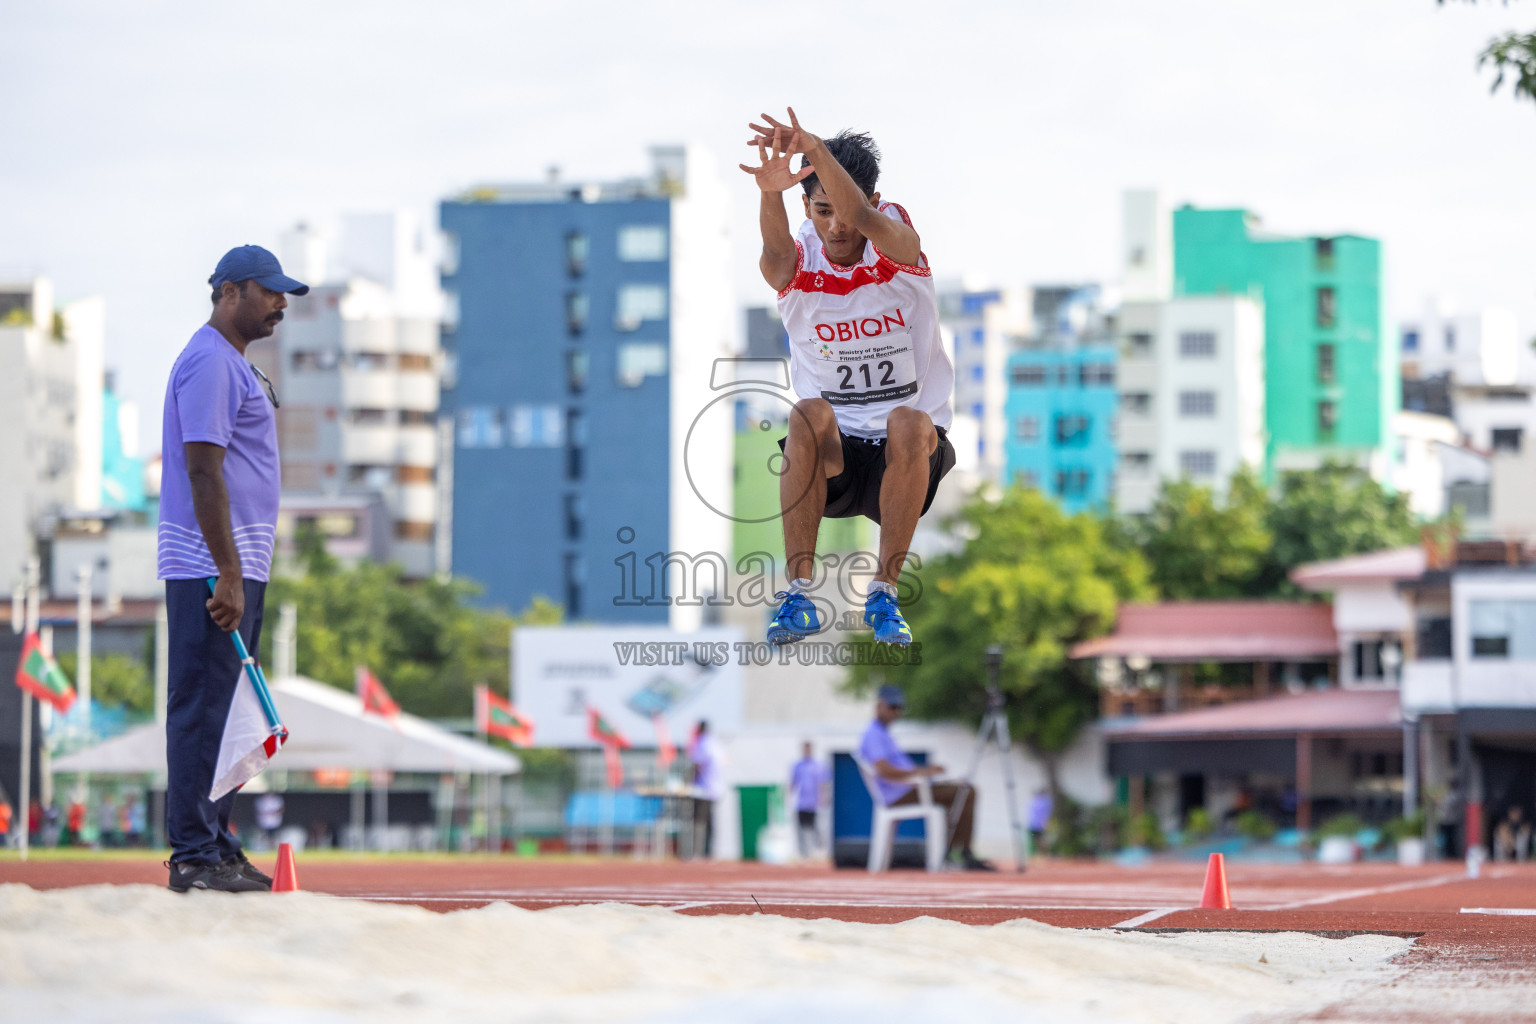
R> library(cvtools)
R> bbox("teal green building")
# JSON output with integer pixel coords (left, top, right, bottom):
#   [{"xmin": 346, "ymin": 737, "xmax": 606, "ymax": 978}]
[{"xmin": 1173, "ymin": 207, "xmax": 1393, "ymax": 473}]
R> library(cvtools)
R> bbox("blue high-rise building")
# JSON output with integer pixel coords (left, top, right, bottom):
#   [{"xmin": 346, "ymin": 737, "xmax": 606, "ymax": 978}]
[
  {"xmin": 1003, "ymin": 286, "xmax": 1119, "ymax": 512},
  {"xmin": 439, "ymin": 147, "xmax": 732, "ymax": 625}
]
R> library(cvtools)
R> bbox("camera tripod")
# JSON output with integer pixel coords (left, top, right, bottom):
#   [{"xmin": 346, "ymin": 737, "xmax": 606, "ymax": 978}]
[{"xmin": 950, "ymin": 645, "xmax": 1028, "ymax": 873}]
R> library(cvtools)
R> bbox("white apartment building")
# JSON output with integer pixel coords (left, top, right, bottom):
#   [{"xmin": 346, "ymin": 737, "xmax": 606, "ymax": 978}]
[
  {"xmin": 939, "ymin": 285, "xmax": 1029, "ymax": 484},
  {"xmin": 248, "ymin": 212, "xmax": 444, "ymax": 578},
  {"xmin": 0, "ymin": 278, "xmax": 105, "ymax": 588},
  {"xmin": 1401, "ymin": 300, "xmax": 1527, "ymax": 387},
  {"xmin": 1115, "ymin": 295, "xmax": 1266, "ymax": 513}
]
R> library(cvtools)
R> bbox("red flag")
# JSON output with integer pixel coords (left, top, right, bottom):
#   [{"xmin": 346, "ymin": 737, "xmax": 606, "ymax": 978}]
[
  {"xmin": 15, "ymin": 632, "xmax": 74, "ymax": 713},
  {"xmin": 653, "ymin": 714, "xmax": 675, "ymax": 768},
  {"xmin": 586, "ymin": 706, "xmax": 631, "ymax": 749},
  {"xmin": 355, "ymin": 666, "xmax": 400, "ymax": 719},
  {"xmin": 475, "ymin": 685, "xmax": 535, "ymax": 746},
  {"xmin": 603, "ymin": 744, "xmax": 625, "ymax": 788}
]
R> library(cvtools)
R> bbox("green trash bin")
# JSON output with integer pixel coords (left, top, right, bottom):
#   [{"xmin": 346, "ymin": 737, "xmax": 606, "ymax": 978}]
[{"xmin": 738, "ymin": 785, "xmax": 776, "ymax": 861}]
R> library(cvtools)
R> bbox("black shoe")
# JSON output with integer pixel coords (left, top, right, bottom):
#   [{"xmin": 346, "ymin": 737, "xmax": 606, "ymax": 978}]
[
  {"xmin": 961, "ymin": 853, "xmax": 999, "ymax": 872},
  {"xmin": 225, "ymin": 851, "xmax": 273, "ymax": 890},
  {"xmin": 167, "ymin": 859, "xmax": 270, "ymax": 893}
]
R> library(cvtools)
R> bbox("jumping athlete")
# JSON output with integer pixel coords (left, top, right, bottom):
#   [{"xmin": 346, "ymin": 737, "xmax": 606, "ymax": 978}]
[{"xmin": 740, "ymin": 108, "xmax": 955, "ymax": 647}]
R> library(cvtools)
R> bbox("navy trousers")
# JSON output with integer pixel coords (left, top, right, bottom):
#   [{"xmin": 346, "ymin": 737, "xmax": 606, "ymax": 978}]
[{"xmin": 165, "ymin": 578, "xmax": 266, "ymax": 866}]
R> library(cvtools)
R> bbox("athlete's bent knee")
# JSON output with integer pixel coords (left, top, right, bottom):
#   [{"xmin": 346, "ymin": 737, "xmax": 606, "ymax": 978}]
[
  {"xmin": 788, "ymin": 398, "xmax": 836, "ymax": 440},
  {"xmin": 886, "ymin": 407, "xmax": 934, "ymax": 454}
]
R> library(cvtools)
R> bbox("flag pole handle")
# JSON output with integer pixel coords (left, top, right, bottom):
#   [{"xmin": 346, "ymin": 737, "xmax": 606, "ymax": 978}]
[{"xmin": 206, "ymin": 579, "xmax": 283, "ymax": 732}]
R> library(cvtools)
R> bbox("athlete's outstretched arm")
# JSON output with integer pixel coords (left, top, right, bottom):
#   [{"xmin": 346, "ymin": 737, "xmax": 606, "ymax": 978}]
[
  {"xmin": 749, "ymin": 108, "xmax": 921, "ymax": 267},
  {"xmin": 739, "ymin": 127, "xmax": 811, "ymax": 292}
]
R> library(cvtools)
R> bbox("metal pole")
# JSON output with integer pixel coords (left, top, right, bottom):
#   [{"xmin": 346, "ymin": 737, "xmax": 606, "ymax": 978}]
[
  {"xmin": 18, "ymin": 556, "xmax": 40, "ymax": 861},
  {"xmin": 985, "ymin": 646, "xmax": 1027, "ymax": 873},
  {"xmin": 1403, "ymin": 717, "xmax": 1419, "ymax": 819}
]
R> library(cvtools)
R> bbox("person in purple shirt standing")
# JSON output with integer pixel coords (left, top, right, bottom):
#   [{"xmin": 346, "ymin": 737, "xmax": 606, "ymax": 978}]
[
  {"xmin": 859, "ymin": 684, "xmax": 995, "ymax": 871},
  {"xmin": 789, "ymin": 741, "xmax": 828, "ymax": 858},
  {"xmin": 160, "ymin": 245, "xmax": 307, "ymax": 894}
]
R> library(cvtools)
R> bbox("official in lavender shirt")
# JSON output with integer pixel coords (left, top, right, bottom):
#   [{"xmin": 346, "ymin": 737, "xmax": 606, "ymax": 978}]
[
  {"xmin": 859, "ymin": 684, "xmax": 996, "ymax": 871},
  {"xmin": 160, "ymin": 245, "xmax": 306, "ymax": 894}
]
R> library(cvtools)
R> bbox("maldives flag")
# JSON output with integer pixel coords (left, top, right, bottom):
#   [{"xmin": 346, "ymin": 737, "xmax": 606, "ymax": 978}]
[
  {"xmin": 587, "ymin": 706, "xmax": 630, "ymax": 749},
  {"xmin": 355, "ymin": 665, "xmax": 401, "ymax": 719},
  {"xmin": 15, "ymin": 632, "xmax": 74, "ymax": 713},
  {"xmin": 475, "ymin": 685, "xmax": 535, "ymax": 746}
]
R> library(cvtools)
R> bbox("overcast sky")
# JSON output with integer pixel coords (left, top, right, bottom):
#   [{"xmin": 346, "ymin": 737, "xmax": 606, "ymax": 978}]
[{"xmin": 4, "ymin": 0, "xmax": 1533, "ymax": 449}]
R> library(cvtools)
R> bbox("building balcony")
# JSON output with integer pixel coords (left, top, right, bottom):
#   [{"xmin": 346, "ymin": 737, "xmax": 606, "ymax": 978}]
[
  {"xmin": 396, "ymin": 317, "xmax": 438, "ymax": 356},
  {"xmin": 341, "ymin": 318, "xmax": 396, "ymax": 354},
  {"xmin": 1402, "ymin": 658, "xmax": 1536, "ymax": 713},
  {"xmin": 340, "ymin": 424, "xmax": 398, "ymax": 465},
  {"xmin": 340, "ymin": 369, "xmax": 397, "ymax": 409},
  {"xmin": 395, "ymin": 371, "xmax": 438, "ymax": 412},
  {"xmin": 390, "ymin": 482, "xmax": 436, "ymax": 523},
  {"xmin": 397, "ymin": 424, "xmax": 437, "ymax": 466}
]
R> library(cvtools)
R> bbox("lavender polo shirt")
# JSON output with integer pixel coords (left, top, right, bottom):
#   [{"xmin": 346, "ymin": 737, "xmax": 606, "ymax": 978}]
[
  {"xmin": 157, "ymin": 325, "xmax": 280, "ymax": 582},
  {"xmin": 790, "ymin": 757, "xmax": 827, "ymax": 812},
  {"xmin": 859, "ymin": 719, "xmax": 915, "ymax": 805}
]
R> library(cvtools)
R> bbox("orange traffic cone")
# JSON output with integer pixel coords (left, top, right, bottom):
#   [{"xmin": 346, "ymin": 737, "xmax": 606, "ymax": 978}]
[
  {"xmin": 272, "ymin": 842, "xmax": 300, "ymax": 892},
  {"xmin": 1200, "ymin": 852, "xmax": 1231, "ymax": 909}
]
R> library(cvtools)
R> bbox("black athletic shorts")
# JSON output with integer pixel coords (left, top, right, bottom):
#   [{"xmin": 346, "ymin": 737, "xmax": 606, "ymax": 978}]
[{"xmin": 779, "ymin": 424, "xmax": 955, "ymax": 526}]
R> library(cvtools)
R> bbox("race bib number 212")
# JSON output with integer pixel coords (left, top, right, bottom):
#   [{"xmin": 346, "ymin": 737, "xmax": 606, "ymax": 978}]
[{"xmin": 816, "ymin": 329, "xmax": 918, "ymax": 406}]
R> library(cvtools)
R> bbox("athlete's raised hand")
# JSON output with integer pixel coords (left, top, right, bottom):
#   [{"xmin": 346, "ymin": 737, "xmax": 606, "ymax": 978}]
[
  {"xmin": 738, "ymin": 126, "xmax": 813, "ymax": 194},
  {"xmin": 748, "ymin": 108, "xmax": 821, "ymax": 154}
]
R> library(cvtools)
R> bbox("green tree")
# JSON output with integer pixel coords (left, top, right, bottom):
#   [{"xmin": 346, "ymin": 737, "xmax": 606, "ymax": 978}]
[
  {"xmin": 1442, "ymin": 1, "xmax": 1536, "ymax": 106},
  {"xmin": 1134, "ymin": 468, "xmax": 1272, "ymax": 599},
  {"xmin": 260, "ymin": 535, "xmax": 561, "ymax": 718},
  {"xmin": 849, "ymin": 488, "xmax": 1153, "ymax": 798},
  {"xmin": 53, "ymin": 652, "xmax": 154, "ymax": 715},
  {"xmin": 1259, "ymin": 462, "xmax": 1419, "ymax": 594}
]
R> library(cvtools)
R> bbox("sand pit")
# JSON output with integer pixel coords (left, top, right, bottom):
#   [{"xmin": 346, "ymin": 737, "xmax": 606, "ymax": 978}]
[{"xmin": 0, "ymin": 883, "xmax": 1410, "ymax": 1023}]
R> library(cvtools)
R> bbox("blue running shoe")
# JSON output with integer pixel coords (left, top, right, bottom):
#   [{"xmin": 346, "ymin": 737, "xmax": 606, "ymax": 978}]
[
  {"xmin": 767, "ymin": 591, "xmax": 820, "ymax": 645},
  {"xmin": 864, "ymin": 590, "xmax": 913, "ymax": 646}
]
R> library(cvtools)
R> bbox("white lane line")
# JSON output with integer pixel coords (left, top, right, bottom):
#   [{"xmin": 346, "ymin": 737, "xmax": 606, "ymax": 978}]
[
  {"xmin": 665, "ymin": 901, "xmax": 722, "ymax": 911},
  {"xmin": 1268, "ymin": 873, "xmax": 1464, "ymax": 911},
  {"xmin": 1112, "ymin": 908, "xmax": 1183, "ymax": 930},
  {"xmin": 1461, "ymin": 907, "xmax": 1536, "ymax": 916},
  {"xmin": 336, "ymin": 895, "xmax": 1161, "ymax": 912}
]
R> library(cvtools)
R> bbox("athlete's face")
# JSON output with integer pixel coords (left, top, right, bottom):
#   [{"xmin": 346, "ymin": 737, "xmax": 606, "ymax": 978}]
[{"xmin": 803, "ymin": 186, "xmax": 881, "ymax": 267}]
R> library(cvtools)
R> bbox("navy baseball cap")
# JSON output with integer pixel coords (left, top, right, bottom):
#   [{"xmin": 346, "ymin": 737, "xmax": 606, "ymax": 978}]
[
  {"xmin": 209, "ymin": 244, "xmax": 309, "ymax": 296},
  {"xmin": 876, "ymin": 684, "xmax": 906, "ymax": 709}
]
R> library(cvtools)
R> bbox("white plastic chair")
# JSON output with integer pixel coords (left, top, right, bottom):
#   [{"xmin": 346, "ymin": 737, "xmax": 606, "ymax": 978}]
[{"xmin": 854, "ymin": 755, "xmax": 947, "ymax": 872}]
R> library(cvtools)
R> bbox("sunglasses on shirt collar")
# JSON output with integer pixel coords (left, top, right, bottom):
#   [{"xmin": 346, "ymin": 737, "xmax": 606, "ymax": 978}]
[{"xmin": 249, "ymin": 362, "xmax": 280, "ymax": 409}]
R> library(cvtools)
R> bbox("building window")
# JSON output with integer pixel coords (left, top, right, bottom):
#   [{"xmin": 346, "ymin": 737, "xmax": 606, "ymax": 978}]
[
  {"xmin": 1011, "ymin": 364, "xmax": 1046, "ymax": 386},
  {"xmin": 350, "ymin": 408, "xmax": 390, "ymax": 426},
  {"xmin": 1402, "ymin": 329, "xmax": 1420, "ymax": 353},
  {"xmin": 1417, "ymin": 617, "xmax": 1452, "ymax": 659},
  {"xmin": 1179, "ymin": 331, "xmax": 1216, "ymax": 358},
  {"xmin": 1014, "ymin": 416, "xmax": 1039, "ymax": 443},
  {"xmin": 566, "ymin": 231, "xmax": 588, "ymax": 277},
  {"xmin": 1315, "ymin": 237, "xmax": 1335, "ymax": 271},
  {"xmin": 1444, "ymin": 326, "xmax": 1456, "ymax": 352},
  {"xmin": 441, "ymin": 232, "xmax": 461, "ymax": 276},
  {"xmin": 616, "ymin": 342, "xmax": 668, "ymax": 386},
  {"xmin": 565, "ymin": 291, "xmax": 588, "ymax": 335},
  {"xmin": 1470, "ymin": 599, "xmax": 1536, "ymax": 659},
  {"xmin": 970, "ymin": 401, "xmax": 983, "ymax": 420},
  {"xmin": 398, "ymin": 353, "xmax": 433, "ymax": 372},
  {"xmin": 1316, "ymin": 287, "xmax": 1336, "ymax": 329},
  {"xmin": 618, "ymin": 224, "xmax": 668, "ymax": 262},
  {"xmin": 457, "ymin": 407, "xmax": 504, "ymax": 448},
  {"xmin": 1122, "ymin": 451, "xmax": 1152, "ymax": 474},
  {"xmin": 1125, "ymin": 332, "xmax": 1153, "ymax": 356},
  {"xmin": 1014, "ymin": 469, "xmax": 1038, "ymax": 489},
  {"xmin": 1054, "ymin": 414, "xmax": 1090, "ymax": 446},
  {"xmin": 1353, "ymin": 640, "xmax": 1387, "ymax": 680},
  {"xmin": 567, "ymin": 349, "xmax": 588, "ymax": 394},
  {"xmin": 616, "ymin": 284, "xmax": 667, "ymax": 329},
  {"xmin": 400, "ymin": 410, "xmax": 434, "ymax": 426},
  {"xmin": 1492, "ymin": 427, "xmax": 1524, "ymax": 453},
  {"xmin": 566, "ymin": 408, "xmax": 586, "ymax": 481},
  {"xmin": 1077, "ymin": 363, "xmax": 1116, "ymax": 387},
  {"xmin": 1054, "ymin": 468, "xmax": 1090, "ymax": 497},
  {"xmin": 970, "ymin": 365, "xmax": 984, "ymax": 382},
  {"xmin": 1121, "ymin": 392, "xmax": 1151, "ymax": 416},
  {"xmin": 1317, "ymin": 343, "xmax": 1335, "ymax": 385},
  {"xmin": 1179, "ymin": 450, "xmax": 1216, "ymax": 477},
  {"xmin": 564, "ymin": 493, "xmax": 584, "ymax": 541},
  {"xmin": 971, "ymin": 328, "xmax": 985, "ymax": 347},
  {"xmin": 1318, "ymin": 400, "xmax": 1337, "ymax": 440},
  {"xmin": 564, "ymin": 553, "xmax": 584, "ymax": 618},
  {"xmin": 508, "ymin": 405, "xmax": 564, "ymax": 448},
  {"xmin": 291, "ymin": 350, "xmax": 340, "ymax": 372},
  {"xmin": 1179, "ymin": 390, "xmax": 1217, "ymax": 417}
]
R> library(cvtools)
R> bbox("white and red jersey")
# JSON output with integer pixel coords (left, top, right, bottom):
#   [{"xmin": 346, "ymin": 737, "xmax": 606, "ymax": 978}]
[{"xmin": 775, "ymin": 202, "xmax": 953, "ymax": 440}]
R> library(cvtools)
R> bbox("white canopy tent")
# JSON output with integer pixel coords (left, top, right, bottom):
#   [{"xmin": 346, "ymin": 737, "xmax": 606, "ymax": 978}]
[{"xmin": 53, "ymin": 676, "xmax": 520, "ymax": 776}]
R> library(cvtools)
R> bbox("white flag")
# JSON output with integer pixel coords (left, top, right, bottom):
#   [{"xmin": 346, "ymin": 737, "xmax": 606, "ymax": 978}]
[{"xmin": 209, "ymin": 663, "xmax": 288, "ymax": 801}]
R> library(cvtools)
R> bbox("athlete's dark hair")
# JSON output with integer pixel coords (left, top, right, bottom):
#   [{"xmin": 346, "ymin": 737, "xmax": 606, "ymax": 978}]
[{"xmin": 801, "ymin": 130, "xmax": 880, "ymax": 199}]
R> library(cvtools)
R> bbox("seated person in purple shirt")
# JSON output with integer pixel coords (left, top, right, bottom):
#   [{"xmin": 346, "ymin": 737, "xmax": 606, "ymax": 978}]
[{"xmin": 859, "ymin": 684, "xmax": 995, "ymax": 871}]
